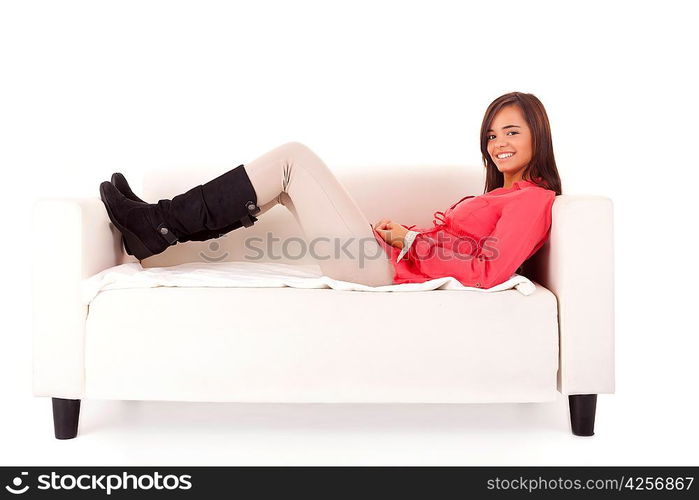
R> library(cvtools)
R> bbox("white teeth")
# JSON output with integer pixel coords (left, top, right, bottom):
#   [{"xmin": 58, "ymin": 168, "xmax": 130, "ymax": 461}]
[{"xmin": 497, "ymin": 153, "xmax": 514, "ymax": 159}]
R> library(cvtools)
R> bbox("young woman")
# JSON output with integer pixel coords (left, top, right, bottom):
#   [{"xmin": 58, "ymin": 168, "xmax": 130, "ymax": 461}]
[{"xmin": 100, "ymin": 91, "xmax": 562, "ymax": 288}]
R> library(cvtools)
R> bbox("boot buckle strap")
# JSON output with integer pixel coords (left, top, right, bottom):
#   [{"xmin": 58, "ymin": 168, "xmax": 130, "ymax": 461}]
[
  {"xmin": 156, "ymin": 223, "xmax": 178, "ymax": 245},
  {"xmin": 246, "ymin": 200, "xmax": 260, "ymax": 216},
  {"xmin": 239, "ymin": 200, "xmax": 260, "ymax": 228}
]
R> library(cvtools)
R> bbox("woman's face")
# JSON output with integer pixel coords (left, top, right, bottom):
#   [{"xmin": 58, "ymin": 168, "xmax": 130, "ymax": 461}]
[{"xmin": 486, "ymin": 105, "xmax": 533, "ymax": 179}]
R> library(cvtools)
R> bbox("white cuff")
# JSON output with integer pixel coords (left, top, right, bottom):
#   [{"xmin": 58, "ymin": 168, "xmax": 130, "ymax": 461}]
[{"xmin": 396, "ymin": 230, "xmax": 420, "ymax": 263}]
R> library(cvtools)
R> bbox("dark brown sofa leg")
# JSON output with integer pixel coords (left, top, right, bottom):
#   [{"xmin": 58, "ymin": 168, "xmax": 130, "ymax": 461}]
[
  {"xmin": 568, "ymin": 394, "xmax": 597, "ymax": 436},
  {"xmin": 52, "ymin": 398, "xmax": 81, "ymax": 439}
]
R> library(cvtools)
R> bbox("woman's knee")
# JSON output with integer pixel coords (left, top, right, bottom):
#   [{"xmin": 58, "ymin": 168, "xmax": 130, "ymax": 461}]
[{"xmin": 278, "ymin": 141, "xmax": 330, "ymax": 182}]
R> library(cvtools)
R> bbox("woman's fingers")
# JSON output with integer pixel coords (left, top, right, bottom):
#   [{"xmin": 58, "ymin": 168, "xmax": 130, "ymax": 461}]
[{"xmin": 373, "ymin": 218, "xmax": 391, "ymax": 230}]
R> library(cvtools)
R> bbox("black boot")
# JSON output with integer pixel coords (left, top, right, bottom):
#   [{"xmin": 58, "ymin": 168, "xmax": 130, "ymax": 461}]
[
  {"xmin": 110, "ymin": 169, "xmax": 251, "ymax": 243},
  {"xmin": 100, "ymin": 164, "xmax": 261, "ymax": 260},
  {"xmin": 110, "ymin": 172, "xmax": 147, "ymax": 203}
]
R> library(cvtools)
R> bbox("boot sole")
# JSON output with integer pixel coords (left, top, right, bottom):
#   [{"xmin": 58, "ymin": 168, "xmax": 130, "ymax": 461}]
[{"xmin": 99, "ymin": 182, "xmax": 155, "ymax": 261}]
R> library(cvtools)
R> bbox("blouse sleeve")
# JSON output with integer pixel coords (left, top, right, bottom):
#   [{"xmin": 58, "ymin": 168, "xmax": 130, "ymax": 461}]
[
  {"xmin": 402, "ymin": 189, "xmax": 555, "ymax": 288},
  {"xmin": 396, "ymin": 230, "xmax": 421, "ymax": 263}
]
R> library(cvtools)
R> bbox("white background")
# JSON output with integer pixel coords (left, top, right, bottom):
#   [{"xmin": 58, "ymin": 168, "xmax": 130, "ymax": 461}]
[{"xmin": 1, "ymin": 0, "xmax": 697, "ymax": 465}]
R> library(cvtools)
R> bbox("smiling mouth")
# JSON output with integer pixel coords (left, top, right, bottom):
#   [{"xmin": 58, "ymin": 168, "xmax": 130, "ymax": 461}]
[{"xmin": 496, "ymin": 152, "xmax": 515, "ymax": 161}]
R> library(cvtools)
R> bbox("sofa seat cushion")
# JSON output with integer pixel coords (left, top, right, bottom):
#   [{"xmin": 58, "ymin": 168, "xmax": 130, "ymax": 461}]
[{"xmin": 84, "ymin": 284, "xmax": 559, "ymax": 403}]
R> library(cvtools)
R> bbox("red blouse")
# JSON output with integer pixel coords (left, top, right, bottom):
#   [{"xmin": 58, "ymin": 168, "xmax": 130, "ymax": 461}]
[{"xmin": 372, "ymin": 178, "xmax": 556, "ymax": 288}]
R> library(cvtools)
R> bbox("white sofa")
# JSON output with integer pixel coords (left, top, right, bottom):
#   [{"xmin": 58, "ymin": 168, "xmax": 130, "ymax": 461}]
[{"xmin": 32, "ymin": 164, "xmax": 615, "ymax": 439}]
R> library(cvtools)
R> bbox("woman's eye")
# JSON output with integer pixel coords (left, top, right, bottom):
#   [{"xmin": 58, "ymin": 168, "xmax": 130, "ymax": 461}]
[{"xmin": 487, "ymin": 131, "xmax": 519, "ymax": 140}]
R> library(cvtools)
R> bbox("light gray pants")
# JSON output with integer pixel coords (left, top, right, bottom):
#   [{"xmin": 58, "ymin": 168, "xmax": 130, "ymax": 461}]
[{"xmin": 242, "ymin": 142, "xmax": 395, "ymax": 287}]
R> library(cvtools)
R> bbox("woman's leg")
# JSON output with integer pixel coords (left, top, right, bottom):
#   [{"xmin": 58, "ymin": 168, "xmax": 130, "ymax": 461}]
[{"xmin": 243, "ymin": 141, "xmax": 395, "ymax": 287}]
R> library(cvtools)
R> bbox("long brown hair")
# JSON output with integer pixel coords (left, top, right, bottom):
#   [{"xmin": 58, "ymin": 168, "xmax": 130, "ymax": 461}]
[{"xmin": 479, "ymin": 92, "xmax": 562, "ymax": 195}]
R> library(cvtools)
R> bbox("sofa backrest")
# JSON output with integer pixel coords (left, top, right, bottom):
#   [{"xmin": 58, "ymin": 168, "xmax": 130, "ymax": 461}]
[{"xmin": 137, "ymin": 164, "xmax": 487, "ymax": 268}]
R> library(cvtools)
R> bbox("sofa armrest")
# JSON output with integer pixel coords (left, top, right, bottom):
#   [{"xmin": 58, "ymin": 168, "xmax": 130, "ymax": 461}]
[
  {"xmin": 522, "ymin": 195, "xmax": 615, "ymax": 395},
  {"xmin": 32, "ymin": 197, "xmax": 124, "ymax": 398}
]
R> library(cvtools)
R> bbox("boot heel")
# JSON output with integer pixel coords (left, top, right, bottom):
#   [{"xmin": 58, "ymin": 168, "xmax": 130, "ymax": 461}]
[
  {"xmin": 100, "ymin": 182, "xmax": 156, "ymax": 261},
  {"xmin": 121, "ymin": 230, "xmax": 155, "ymax": 260},
  {"xmin": 117, "ymin": 226, "xmax": 144, "ymax": 260},
  {"xmin": 122, "ymin": 236, "xmax": 133, "ymax": 256}
]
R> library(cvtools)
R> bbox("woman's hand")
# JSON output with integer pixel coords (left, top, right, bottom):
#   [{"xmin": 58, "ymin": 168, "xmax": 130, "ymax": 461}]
[{"xmin": 372, "ymin": 219, "xmax": 409, "ymax": 249}]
